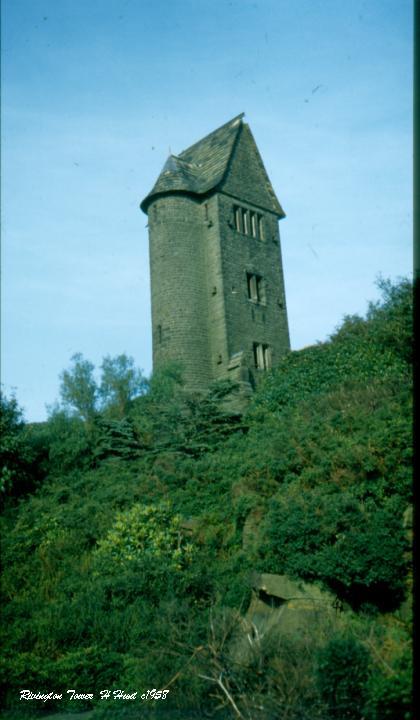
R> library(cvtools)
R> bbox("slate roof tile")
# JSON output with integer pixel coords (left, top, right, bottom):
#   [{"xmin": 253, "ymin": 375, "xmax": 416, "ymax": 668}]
[
  {"xmin": 140, "ymin": 113, "xmax": 283, "ymax": 216},
  {"xmin": 140, "ymin": 114, "xmax": 244, "ymax": 211}
]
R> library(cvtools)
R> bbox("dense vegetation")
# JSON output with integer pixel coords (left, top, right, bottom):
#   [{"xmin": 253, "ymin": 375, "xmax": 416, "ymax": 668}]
[{"xmin": 0, "ymin": 279, "xmax": 412, "ymax": 720}]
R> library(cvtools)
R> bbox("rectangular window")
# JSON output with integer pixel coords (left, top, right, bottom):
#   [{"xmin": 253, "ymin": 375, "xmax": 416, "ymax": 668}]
[
  {"xmin": 247, "ymin": 273, "xmax": 258, "ymax": 302},
  {"xmin": 243, "ymin": 209, "xmax": 250, "ymax": 235},
  {"xmin": 247, "ymin": 273, "xmax": 265, "ymax": 303},
  {"xmin": 233, "ymin": 205, "xmax": 265, "ymax": 240},
  {"xmin": 253, "ymin": 343, "xmax": 264, "ymax": 369},
  {"xmin": 250, "ymin": 212, "xmax": 257, "ymax": 237},
  {"xmin": 263, "ymin": 345, "xmax": 272, "ymax": 369},
  {"xmin": 253, "ymin": 342, "xmax": 271, "ymax": 370},
  {"xmin": 234, "ymin": 206, "xmax": 242, "ymax": 232}
]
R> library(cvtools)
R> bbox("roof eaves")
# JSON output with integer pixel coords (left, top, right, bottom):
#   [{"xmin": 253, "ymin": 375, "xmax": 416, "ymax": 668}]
[{"xmin": 140, "ymin": 114, "xmax": 245, "ymax": 212}]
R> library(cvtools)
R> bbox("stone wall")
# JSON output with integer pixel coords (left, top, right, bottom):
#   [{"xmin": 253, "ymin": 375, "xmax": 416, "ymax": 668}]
[
  {"xmin": 148, "ymin": 194, "xmax": 212, "ymax": 389},
  {"xmin": 145, "ymin": 121, "xmax": 290, "ymax": 393},
  {"xmin": 215, "ymin": 192, "xmax": 289, "ymax": 387}
]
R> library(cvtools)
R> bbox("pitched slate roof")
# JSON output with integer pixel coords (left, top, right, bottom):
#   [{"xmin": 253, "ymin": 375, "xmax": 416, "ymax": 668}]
[{"xmin": 140, "ymin": 114, "xmax": 244, "ymax": 212}]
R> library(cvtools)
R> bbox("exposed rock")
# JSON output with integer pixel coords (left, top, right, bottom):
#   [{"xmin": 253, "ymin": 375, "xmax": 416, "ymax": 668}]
[
  {"xmin": 242, "ymin": 506, "xmax": 264, "ymax": 549},
  {"xmin": 246, "ymin": 572, "xmax": 338, "ymax": 636}
]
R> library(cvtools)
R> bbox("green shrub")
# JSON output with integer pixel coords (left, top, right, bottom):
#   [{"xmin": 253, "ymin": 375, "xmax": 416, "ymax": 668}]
[
  {"xmin": 315, "ymin": 634, "xmax": 370, "ymax": 719},
  {"xmin": 260, "ymin": 488, "xmax": 408, "ymax": 610},
  {"xmin": 0, "ymin": 279, "xmax": 412, "ymax": 716},
  {"xmin": 365, "ymin": 644, "xmax": 412, "ymax": 720},
  {"xmin": 0, "ymin": 393, "xmax": 37, "ymax": 500},
  {"xmin": 95, "ymin": 500, "xmax": 194, "ymax": 571}
]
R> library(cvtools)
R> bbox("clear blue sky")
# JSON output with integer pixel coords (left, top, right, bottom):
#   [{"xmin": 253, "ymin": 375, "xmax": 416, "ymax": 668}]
[{"xmin": 1, "ymin": 0, "xmax": 413, "ymax": 422}]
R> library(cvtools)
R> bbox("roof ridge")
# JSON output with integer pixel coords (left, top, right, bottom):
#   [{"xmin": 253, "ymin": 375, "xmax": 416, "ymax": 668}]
[
  {"xmin": 140, "ymin": 113, "xmax": 287, "ymax": 215},
  {"xmin": 178, "ymin": 113, "xmax": 244, "ymax": 158}
]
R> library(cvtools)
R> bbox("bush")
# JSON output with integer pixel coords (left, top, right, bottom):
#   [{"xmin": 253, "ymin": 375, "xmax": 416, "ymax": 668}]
[
  {"xmin": 0, "ymin": 393, "xmax": 36, "ymax": 500},
  {"xmin": 260, "ymin": 488, "xmax": 408, "ymax": 610},
  {"xmin": 0, "ymin": 279, "xmax": 412, "ymax": 716},
  {"xmin": 364, "ymin": 631, "xmax": 412, "ymax": 720},
  {"xmin": 366, "ymin": 665, "xmax": 412, "ymax": 720},
  {"xmin": 315, "ymin": 634, "xmax": 370, "ymax": 719},
  {"xmin": 94, "ymin": 500, "xmax": 194, "ymax": 571}
]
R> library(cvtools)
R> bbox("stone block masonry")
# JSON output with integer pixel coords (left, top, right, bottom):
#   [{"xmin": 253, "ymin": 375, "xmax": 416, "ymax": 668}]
[{"xmin": 140, "ymin": 114, "xmax": 290, "ymax": 394}]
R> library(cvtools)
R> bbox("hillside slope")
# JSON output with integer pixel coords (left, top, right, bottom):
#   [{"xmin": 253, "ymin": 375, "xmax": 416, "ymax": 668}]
[{"xmin": 0, "ymin": 278, "xmax": 412, "ymax": 720}]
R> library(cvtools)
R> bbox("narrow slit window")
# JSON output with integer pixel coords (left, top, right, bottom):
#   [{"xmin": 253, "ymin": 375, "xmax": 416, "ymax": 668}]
[
  {"xmin": 251, "ymin": 212, "xmax": 257, "ymax": 237},
  {"xmin": 247, "ymin": 273, "xmax": 265, "ymax": 303},
  {"xmin": 264, "ymin": 345, "xmax": 272, "ymax": 369},
  {"xmin": 247, "ymin": 273, "xmax": 258, "ymax": 302},
  {"xmin": 253, "ymin": 343, "xmax": 265, "ymax": 369},
  {"xmin": 234, "ymin": 206, "xmax": 242, "ymax": 232},
  {"xmin": 233, "ymin": 204, "xmax": 263, "ymax": 238},
  {"xmin": 253, "ymin": 342, "xmax": 271, "ymax": 370}
]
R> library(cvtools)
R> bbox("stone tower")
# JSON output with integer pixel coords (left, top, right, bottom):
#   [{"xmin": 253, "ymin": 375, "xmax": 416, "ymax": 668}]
[{"xmin": 140, "ymin": 114, "xmax": 290, "ymax": 395}]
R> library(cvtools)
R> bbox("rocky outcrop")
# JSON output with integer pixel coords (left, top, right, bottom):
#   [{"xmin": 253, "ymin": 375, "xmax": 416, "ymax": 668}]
[{"xmin": 246, "ymin": 573, "xmax": 338, "ymax": 636}]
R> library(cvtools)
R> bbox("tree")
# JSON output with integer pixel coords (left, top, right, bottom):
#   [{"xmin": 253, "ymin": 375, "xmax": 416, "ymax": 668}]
[
  {"xmin": 99, "ymin": 354, "xmax": 147, "ymax": 418},
  {"xmin": 59, "ymin": 353, "xmax": 98, "ymax": 422},
  {"xmin": 0, "ymin": 392, "xmax": 34, "ymax": 498},
  {"xmin": 58, "ymin": 353, "xmax": 147, "ymax": 423},
  {"xmin": 366, "ymin": 276, "xmax": 413, "ymax": 364}
]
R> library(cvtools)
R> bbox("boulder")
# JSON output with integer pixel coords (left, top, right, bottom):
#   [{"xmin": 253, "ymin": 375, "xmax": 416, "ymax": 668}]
[{"xmin": 246, "ymin": 572, "xmax": 337, "ymax": 637}]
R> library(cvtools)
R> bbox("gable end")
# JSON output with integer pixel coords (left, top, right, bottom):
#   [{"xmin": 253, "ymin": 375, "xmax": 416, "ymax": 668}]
[{"xmin": 219, "ymin": 123, "xmax": 285, "ymax": 217}]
